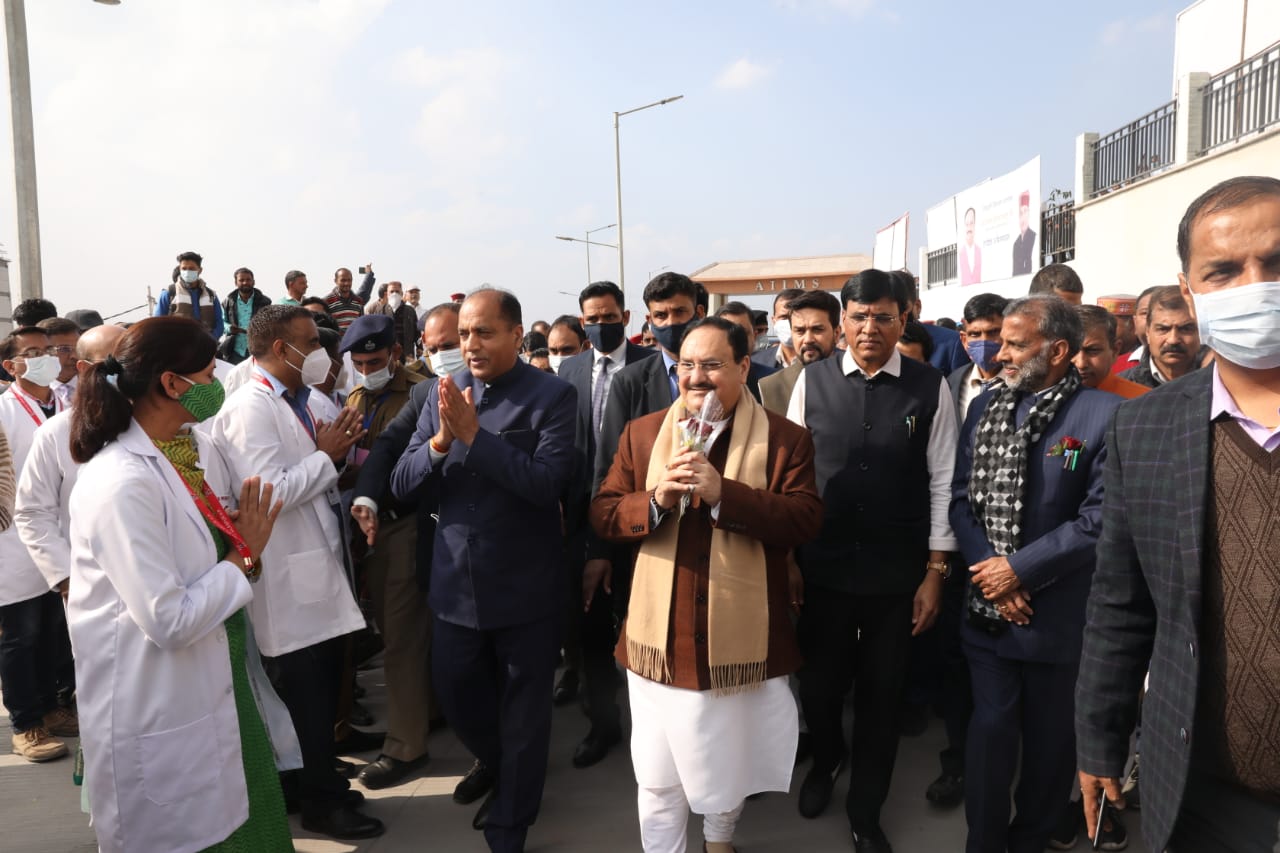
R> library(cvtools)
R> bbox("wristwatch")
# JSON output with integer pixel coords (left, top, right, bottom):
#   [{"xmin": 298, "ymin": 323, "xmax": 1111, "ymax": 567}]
[{"xmin": 927, "ymin": 559, "xmax": 951, "ymax": 579}]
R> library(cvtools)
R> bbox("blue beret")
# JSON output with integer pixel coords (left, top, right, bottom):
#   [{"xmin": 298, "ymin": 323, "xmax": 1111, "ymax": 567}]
[{"xmin": 339, "ymin": 313, "xmax": 395, "ymax": 355}]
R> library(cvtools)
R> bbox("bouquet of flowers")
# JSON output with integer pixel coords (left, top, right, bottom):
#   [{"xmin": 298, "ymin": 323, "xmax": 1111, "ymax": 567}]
[{"xmin": 675, "ymin": 391, "xmax": 726, "ymax": 511}]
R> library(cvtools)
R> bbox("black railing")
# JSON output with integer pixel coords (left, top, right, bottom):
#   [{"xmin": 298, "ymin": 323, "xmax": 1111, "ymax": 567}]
[
  {"xmin": 1041, "ymin": 194, "xmax": 1075, "ymax": 264},
  {"xmin": 1202, "ymin": 40, "xmax": 1280, "ymax": 152},
  {"xmin": 1090, "ymin": 100, "xmax": 1177, "ymax": 197},
  {"xmin": 926, "ymin": 244, "xmax": 956, "ymax": 287}
]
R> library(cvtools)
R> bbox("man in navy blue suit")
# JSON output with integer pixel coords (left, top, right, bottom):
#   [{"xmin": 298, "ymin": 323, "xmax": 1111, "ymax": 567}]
[
  {"xmin": 556, "ymin": 280, "xmax": 655, "ymax": 768},
  {"xmin": 391, "ymin": 288, "xmax": 577, "ymax": 853},
  {"xmin": 950, "ymin": 295, "xmax": 1121, "ymax": 853}
]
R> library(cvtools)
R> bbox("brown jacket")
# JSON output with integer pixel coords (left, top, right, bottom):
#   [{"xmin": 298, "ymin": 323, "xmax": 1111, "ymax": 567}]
[{"xmin": 590, "ymin": 405, "xmax": 823, "ymax": 690}]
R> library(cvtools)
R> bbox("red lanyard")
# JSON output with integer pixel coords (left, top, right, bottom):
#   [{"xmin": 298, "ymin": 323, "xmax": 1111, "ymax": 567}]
[
  {"xmin": 171, "ymin": 470, "xmax": 256, "ymax": 576},
  {"xmin": 256, "ymin": 375, "xmax": 316, "ymax": 441},
  {"xmin": 9, "ymin": 385, "xmax": 59, "ymax": 426}
]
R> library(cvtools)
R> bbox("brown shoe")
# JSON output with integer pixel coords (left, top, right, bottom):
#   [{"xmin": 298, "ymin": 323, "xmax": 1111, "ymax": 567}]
[
  {"xmin": 12, "ymin": 726, "xmax": 68, "ymax": 762},
  {"xmin": 44, "ymin": 706, "xmax": 79, "ymax": 737}
]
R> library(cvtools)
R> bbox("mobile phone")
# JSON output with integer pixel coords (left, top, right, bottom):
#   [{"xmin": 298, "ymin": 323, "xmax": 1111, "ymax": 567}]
[
  {"xmin": 1093, "ymin": 797, "xmax": 1108, "ymax": 849},
  {"xmin": 359, "ymin": 266, "xmax": 368, "ymax": 274}
]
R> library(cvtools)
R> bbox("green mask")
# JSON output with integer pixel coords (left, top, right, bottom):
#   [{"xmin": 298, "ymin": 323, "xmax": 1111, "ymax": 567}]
[{"xmin": 177, "ymin": 376, "xmax": 226, "ymax": 422}]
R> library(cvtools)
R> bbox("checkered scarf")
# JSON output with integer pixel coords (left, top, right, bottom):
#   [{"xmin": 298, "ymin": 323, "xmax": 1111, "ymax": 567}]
[{"xmin": 966, "ymin": 368, "xmax": 1080, "ymax": 626}]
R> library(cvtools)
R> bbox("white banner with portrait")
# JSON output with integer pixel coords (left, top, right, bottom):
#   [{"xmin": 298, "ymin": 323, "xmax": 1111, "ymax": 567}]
[
  {"xmin": 872, "ymin": 212, "xmax": 909, "ymax": 271},
  {"xmin": 951, "ymin": 156, "xmax": 1041, "ymax": 287}
]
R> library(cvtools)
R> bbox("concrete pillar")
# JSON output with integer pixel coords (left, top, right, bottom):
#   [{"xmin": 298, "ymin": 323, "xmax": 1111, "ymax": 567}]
[
  {"xmin": 1074, "ymin": 132, "xmax": 1099, "ymax": 201},
  {"xmin": 4, "ymin": 0, "xmax": 43, "ymax": 300},
  {"xmin": 1175, "ymin": 71, "xmax": 1211, "ymax": 163}
]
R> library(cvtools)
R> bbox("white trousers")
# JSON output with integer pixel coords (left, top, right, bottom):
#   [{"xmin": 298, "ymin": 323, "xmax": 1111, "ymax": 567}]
[{"xmin": 638, "ymin": 784, "xmax": 744, "ymax": 853}]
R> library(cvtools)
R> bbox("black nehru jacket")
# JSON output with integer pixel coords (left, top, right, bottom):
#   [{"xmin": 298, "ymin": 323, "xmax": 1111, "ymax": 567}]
[{"xmin": 799, "ymin": 355, "xmax": 939, "ymax": 595}]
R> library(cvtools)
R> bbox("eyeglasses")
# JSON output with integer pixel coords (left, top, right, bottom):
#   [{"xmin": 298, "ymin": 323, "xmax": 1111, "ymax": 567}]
[
  {"xmin": 14, "ymin": 347, "xmax": 58, "ymax": 359},
  {"xmin": 676, "ymin": 360, "xmax": 727, "ymax": 375},
  {"xmin": 51, "ymin": 345, "xmax": 75, "ymax": 356},
  {"xmin": 847, "ymin": 313, "xmax": 898, "ymax": 327}
]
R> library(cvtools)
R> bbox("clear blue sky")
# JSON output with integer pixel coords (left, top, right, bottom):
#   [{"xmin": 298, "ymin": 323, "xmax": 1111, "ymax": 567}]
[{"xmin": 0, "ymin": 0, "xmax": 1188, "ymax": 328}]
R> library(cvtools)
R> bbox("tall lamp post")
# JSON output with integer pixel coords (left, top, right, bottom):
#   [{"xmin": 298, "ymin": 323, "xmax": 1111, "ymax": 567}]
[
  {"xmin": 3, "ymin": 0, "xmax": 120, "ymax": 302},
  {"xmin": 555, "ymin": 227, "xmax": 618, "ymax": 286},
  {"xmin": 614, "ymin": 95, "xmax": 682, "ymax": 293}
]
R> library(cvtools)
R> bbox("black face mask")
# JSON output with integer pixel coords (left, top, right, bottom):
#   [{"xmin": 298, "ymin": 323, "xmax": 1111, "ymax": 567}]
[
  {"xmin": 650, "ymin": 319, "xmax": 692, "ymax": 355},
  {"xmin": 584, "ymin": 321, "xmax": 626, "ymax": 353}
]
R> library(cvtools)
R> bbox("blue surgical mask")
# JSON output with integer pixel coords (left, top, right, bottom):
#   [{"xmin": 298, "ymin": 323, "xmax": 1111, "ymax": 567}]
[
  {"xmin": 966, "ymin": 339, "xmax": 1001, "ymax": 372},
  {"xmin": 1190, "ymin": 280, "xmax": 1280, "ymax": 370},
  {"xmin": 650, "ymin": 319, "xmax": 692, "ymax": 355}
]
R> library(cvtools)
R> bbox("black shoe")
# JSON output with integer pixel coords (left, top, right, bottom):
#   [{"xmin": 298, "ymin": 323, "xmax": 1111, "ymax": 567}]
[
  {"xmin": 554, "ymin": 669, "xmax": 580, "ymax": 706},
  {"xmin": 853, "ymin": 826, "xmax": 893, "ymax": 853},
  {"xmin": 472, "ymin": 790, "xmax": 495, "ymax": 830},
  {"xmin": 798, "ymin": 756, "xmax": 846, "ymax": 818},
  {"xmin": 572, "ymin": 726, "xmax": 621, "ymax": 768},
  {"xmin": 898, "ymin": 702, "xmax": 930, "ymax": 737},
  {"xmin": 284, "ymin": 789, "xmax": 364, "ymax": 816},
  {"xmin": 1094, "ymin": 811, "xmax": 1129, "ymax": 851},
  {"xmin": 301, "ymin": 805, "xmax": 385, "ymax": 840},
  {"xmin": 924, "ymin": 772, "xmax": 964, "ymax": 808},
  {"xmin": 349, "ymin": 700, "xmax": 375, "ymax": 728},
  {"xmin": 1047, "ymin": 804, "xmax": 1080, "ymax": 850},
  {"xmin": 335, "ymin": 728, "xmax": 385, "ymax": 755},
  {"xmin": 454, "ymin": 760, "xmax": 496, "ymax": 804},
  {"xmin": 357, "ymin": 753, "xmax": 430, "ymax": 790},
  {"xmin": 795, "ymin": 731, "xmax": 812, "ymax": 765},
  {"xmin": 334, "ymin": 757, "xmax": 358, "ymax": 778}
]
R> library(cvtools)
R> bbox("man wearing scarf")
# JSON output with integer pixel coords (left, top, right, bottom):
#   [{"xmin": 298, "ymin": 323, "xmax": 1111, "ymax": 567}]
[
  {"xmin": 154, "ymin": 250, "xmax": 225, "ymax": 339},
  {"xmin": 950, "ymin": 295, "xmax": 1121, "ymax": 853},
  {"xmin": 591, "ymin": 316, "xmax": 822, "ymax": 853}
]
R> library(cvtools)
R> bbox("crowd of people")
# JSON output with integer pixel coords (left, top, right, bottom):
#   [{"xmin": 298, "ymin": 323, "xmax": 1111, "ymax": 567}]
[{"xmin": 0, "ymin": 174, "xmax": 1275, "ymax": 853}]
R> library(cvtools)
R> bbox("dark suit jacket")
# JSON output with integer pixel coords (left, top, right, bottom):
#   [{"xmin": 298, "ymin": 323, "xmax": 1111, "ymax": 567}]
[
  {"xmin": 950, "ymin": 384, "xmax": 1122, "ymax": 664},
  {"xmin": 927, "ymin": 323, "xmax": 970, "ymax": 375},
  {"xmin": 1075, "ymin": 369, "xmax": 1215, "ymax": 853},
  {"xmin": 751, "ymin": 344, "xmax": 781, "ymax": 370},
  {"xmin": 590, "ymin": 405, "xmax": 822, "ymax": 690},
  {"xmin": 746, "ymin": 360, "xmax": 776, "ymax": 404},
  {"xmin": 354, "ymin": 377, "xmax": 436, "ymax": 587},
  {"xmin": 558, "ymin": 343, "xmax": 656, "ymax": 539},
  {"xmin": 1012, "ymin": 228, "xmax": 1036, "ymax": 275},
  {"xmin": 390, "ymin": 360, "xmax": 578, "ymax": 629},
  {"xmin": 758, "ymin": 359, "xmax": 803, "ymax": 416}
]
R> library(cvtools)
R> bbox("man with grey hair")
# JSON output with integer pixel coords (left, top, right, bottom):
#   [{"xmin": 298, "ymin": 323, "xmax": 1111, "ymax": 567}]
[{"xmin": 950, "ymin": 295, "xmax": 1122, "ymax": 852}]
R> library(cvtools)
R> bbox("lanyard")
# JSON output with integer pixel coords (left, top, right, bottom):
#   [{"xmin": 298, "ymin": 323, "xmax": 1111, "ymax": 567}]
[
  {"xmin": 360, "ymin": 391, "xmax": 391, "ymax": 434},
  {"xmin": 170, "ymin": 468, "xmax": 257, "ymax": 578},
  {"xmin": 9, "ymin": 385, "xmax": 59, "ymax": 427},
  {"xmin": 256, "ymin": 375, "xmax": 316, "ymax": 441}
]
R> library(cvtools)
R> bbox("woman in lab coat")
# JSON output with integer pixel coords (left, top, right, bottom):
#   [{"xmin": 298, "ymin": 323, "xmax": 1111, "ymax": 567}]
[{"xmin": 66, "ymin": 316, "xmax": 296, "ymax": 853}]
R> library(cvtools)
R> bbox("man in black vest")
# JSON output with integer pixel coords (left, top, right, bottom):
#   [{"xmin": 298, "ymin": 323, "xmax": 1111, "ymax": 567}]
[{"xmin": 787, "ymin": 269, "xmax": 958, "ymax": 853}]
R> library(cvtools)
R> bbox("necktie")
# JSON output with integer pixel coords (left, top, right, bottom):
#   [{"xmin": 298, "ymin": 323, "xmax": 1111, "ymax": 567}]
[
  {"xmin": 592, "ymin": 356, "xmax": 612, "ymax": 433},
  {"xmin": 668, "ymin": 362, "xmax": 679, "ymax": 402}
]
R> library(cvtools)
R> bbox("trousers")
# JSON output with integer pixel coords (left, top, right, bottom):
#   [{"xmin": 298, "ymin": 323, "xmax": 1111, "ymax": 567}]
[
  {"xmin": 638, "ymin": 784, "xmax": 744, "ymax": 853},
  {"xmin": 0, "ymin": 590, "xmax": 73, "ymax": 731}
]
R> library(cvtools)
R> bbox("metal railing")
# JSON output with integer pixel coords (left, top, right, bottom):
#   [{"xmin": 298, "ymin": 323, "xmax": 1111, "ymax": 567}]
[
  {"xmin": 1090, "ymin": 100, "xmax": 1177, "ymax": 197},
  {"xmin": 1202, "ymin": 40, "xmax": 1280, "ymax": 152},
  {"xmin": 1041, "ymin": 193, "xmax": 1075, "ymax": 264},
  {"xmin": 925, "ymin": 244, "xmax": 956, "ymax": 288}
]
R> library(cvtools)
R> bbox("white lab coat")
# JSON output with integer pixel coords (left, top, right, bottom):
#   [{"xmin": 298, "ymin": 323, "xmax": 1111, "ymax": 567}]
[
  {"xmin": 0, "ymin": 383, "xmax": 64, "ymax": 605},
  {"xmin": 68, "ymin": 419, "xmax": 301, "ymax": 853},
  {"xmin": 209, "ymin": 371, "xmax": 364, "ymax": 657},
  {"xmin": 14, "ymin": 409, "xmax": 75, "ymax": 589}
]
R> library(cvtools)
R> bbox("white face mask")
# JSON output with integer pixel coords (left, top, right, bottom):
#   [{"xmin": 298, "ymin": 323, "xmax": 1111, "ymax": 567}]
[
  {"xmin": 1190, "ymin": 280, "xmax": 1280, "ymax": 370},
  {"xmin": 358, "ymin": 364, "xmax": 392, "ymax": 392},
  {"xmin": 548, "ymin": 353, "xmax": 566, "ymax": 373},
  {"xmin": 387, "ymin": 293, "xmax": 403, "ymax": 311},
  {"xmin": 179, "ymin": 269, "xmax": 200, "ymax": 285},
  {"xmin": 429, "ymin": 347, "xmax": 466, "ymax": 377},
  {"xmin": 286, "ymin": 342, "xmax": 331, "ymax": 386},
  {"xmin": 19, "ymin": 354, "xmax": 60, "ymax": 387},
  {"xmin": 773, "ymin": 318, "xmax": 792, "ymax": 348}
]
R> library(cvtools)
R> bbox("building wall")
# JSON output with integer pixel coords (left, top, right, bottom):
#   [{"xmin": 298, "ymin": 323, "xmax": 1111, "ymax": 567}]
[
  {"xmin": 1072, "ymin": 131, "xmax": 1280, "ymax": 295},
  {"xmin": 1174, "ymin": 0, "xmax": 1280, "ymax": 95}
]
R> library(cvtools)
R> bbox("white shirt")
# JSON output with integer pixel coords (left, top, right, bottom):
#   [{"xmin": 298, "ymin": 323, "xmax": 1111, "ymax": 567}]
[
  {"xmin": 14, "ymin": 409, "xmax": 77, "ymax": 589},
  {"xmin": 786, "ymin": 348, "xmax": 960, "ymax": 553},
  {"xmin": 591, "ymin": 338, "xmax": 630, "ymax": 394},
  {"xmin": 957, "ymin": 364, "xmax": 1000, "ymax": 424},
  {"xmin": 0, "ymin": 383, "xmax": 65, "ymax": 605},
  {"xmin": 50, "ymin": 374, "xmax": 77, "ymax": 409}
]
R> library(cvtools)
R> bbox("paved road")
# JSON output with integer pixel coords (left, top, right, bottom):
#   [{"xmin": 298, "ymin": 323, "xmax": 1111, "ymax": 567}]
[{"xmin": 1, "ymin": 662, "xmax": 1147, "ymax": 852}]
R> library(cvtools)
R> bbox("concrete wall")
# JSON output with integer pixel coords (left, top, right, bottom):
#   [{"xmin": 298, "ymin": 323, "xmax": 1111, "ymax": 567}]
[
  {"xmin": 1072, "ymin": 130, "xmax": 1280, "ymax": 296},
  {"xmin": 1174, "ymin": 0, "xmax": 1280, "ymax": 96}
]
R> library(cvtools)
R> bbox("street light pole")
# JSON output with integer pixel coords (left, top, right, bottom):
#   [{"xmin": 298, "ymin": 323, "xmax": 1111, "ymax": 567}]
[
  {"xmin": 614, "ymin": 95, "xmax": 682, "ymax": 294},
  {"xmin": 556, "ymin": 229, "xmax": 617, "ymax": 286},
  {"xmin": 4, "ymin": 0, "xmax": 41, "ymax": 300},
  {"xmin": 584, "ymin": 222, "xmax": 616, "ymax": 285}
]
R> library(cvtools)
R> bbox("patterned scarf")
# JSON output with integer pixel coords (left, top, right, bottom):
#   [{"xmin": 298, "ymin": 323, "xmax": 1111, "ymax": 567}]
[
  {"xmin": 965, "ymin": 368, "xmax": 1080, "ymax": 627},
  {"xmin": 169, "ymin": 280, "xmax": 219, "ymax": 333},
  {"xmin": 154, "ymin": 434, "xmax": 228, "ymax": 561}
]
